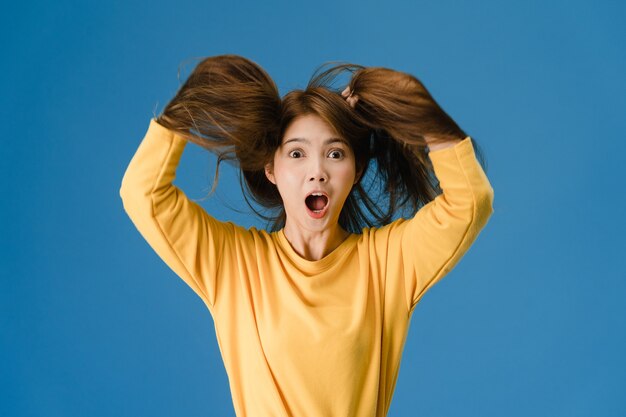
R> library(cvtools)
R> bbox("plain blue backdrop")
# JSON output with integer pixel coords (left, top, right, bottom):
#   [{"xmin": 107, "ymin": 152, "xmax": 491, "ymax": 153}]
[{"xmin": 1, "ymin": 0, "xmax": 625, "ymax": 416}]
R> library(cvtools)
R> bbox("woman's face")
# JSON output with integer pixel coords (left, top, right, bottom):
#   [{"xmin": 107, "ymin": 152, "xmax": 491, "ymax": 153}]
[{"xmin": 265, "ymin": 114, "xmax": 358, "ymax": 233}]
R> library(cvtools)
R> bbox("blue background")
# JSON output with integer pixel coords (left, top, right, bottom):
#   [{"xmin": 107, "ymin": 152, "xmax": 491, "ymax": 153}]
[{"xmin": 2, "ymin": 0, "xmax": 625, "ymax": 416}]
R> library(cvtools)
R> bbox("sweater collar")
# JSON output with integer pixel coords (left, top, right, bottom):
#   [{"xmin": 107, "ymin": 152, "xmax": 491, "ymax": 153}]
[{"xmin": 273, "ymin": 228, "xmax": 359, "ymax": 275}]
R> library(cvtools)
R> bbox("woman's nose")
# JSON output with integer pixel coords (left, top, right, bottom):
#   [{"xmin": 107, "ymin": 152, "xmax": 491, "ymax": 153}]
[
  {"xmin": 308, "ymin": 160, "xmax": 328, "ymax": 182},
  {"xmin": 309, "ymin": 175, "xmax": 327, "ymax": 182}
]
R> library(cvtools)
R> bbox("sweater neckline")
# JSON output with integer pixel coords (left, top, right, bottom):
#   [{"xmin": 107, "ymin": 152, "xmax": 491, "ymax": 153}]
[{"xmin": 274, "ymin": 228, "xmax": 359, "ymax": 274}]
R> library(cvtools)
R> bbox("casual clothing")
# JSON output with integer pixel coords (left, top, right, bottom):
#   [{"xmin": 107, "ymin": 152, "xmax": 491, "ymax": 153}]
[{"xmin": 120, "ymin": 118, "xmax": 495, "ymax": 417}]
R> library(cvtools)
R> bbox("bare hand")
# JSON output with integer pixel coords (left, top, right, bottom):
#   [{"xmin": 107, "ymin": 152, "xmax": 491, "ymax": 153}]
[{"xmin": 341, "ymin": 86, "xmax": 359, "ymax": 108}]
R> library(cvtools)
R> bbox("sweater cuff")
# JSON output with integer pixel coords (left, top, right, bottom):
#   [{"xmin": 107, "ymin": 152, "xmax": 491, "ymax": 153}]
[
  {"xmin": 147, "ymin": 118, "xmax": 188, "ymax": 149},
  {"xmin": 427, "ymin": 136, "xmax": 480, "ymax": 190}
]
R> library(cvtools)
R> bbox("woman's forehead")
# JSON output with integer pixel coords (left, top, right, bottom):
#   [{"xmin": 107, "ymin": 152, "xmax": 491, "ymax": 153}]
[{"xmin": 282, "ymin": 114, "xmax": 342, "ymax": 144}]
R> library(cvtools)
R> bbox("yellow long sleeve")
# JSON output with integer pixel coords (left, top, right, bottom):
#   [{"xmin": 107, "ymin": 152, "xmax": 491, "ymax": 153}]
[
  {"xmin": 382, "ymin": 136, "xmax": 495, "ymax": 311},
  {"xmin": 119, "ymin": 118, "xmax": 236, "ymax": 312}
]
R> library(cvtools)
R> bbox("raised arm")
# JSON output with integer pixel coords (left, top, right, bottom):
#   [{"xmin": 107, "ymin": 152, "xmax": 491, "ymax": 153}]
[
  {"xmin": 119, "ymin": 118, "xmax": 232, "ymax": 311},
  {"xmin": 340, "ymin": 67, "xmax": 495, "ymax": 312},
  {"xmin": 400, "ymin": 136, "xmax": 494, "ymax": 311}
]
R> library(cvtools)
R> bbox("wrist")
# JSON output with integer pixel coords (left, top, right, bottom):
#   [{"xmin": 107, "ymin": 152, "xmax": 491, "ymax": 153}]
[{"xmin": 427, "ymin": 140, "xmax": 462, "ymax": 152}]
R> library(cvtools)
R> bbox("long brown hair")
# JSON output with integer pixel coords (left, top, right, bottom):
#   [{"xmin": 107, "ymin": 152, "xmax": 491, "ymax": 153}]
[{"xmin": 156, "ymin": 54, "xmax": 488, "ymax": 233}]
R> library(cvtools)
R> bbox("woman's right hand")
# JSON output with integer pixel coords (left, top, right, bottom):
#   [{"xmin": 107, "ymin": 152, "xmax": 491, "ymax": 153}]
[{"xmin": 154, "ymin": 54, "xmax": 282, "ymax": 157}]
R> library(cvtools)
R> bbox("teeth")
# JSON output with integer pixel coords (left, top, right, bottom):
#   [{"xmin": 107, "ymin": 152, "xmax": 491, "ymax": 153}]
[{"xmin": 311, "ymin": 192, "xmax": 324, "ymax": 196}]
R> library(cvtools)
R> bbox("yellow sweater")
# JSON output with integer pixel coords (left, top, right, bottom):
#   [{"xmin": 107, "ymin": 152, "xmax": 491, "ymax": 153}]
[{"xmin": 120, "ymin": 118, "xmax": 495, "ymax": 417}]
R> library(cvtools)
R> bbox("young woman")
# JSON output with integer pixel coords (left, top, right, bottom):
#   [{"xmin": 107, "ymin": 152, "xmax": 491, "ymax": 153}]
[{"xmin": 120, "ymin": 54, "xmax": 494, "ymax": 417}]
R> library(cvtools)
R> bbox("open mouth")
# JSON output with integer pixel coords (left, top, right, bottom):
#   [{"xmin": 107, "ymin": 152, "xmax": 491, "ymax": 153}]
[{"xmin": 305, "ymin": 192, "xmax": 329, "ymax": 216}]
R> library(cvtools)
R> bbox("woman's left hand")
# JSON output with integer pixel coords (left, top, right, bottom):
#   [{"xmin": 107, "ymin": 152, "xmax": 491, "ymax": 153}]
[{"xmin": 341, "ymin": 86, "xmax": 359, "ymax": 108}]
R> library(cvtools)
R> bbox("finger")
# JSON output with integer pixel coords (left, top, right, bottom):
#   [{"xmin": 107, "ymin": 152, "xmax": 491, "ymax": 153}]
[{"xmin": 341, "ymin": 86, "xmax": 350, "ymax": 97}]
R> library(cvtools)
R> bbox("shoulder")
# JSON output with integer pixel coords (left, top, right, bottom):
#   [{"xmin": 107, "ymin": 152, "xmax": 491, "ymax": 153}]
[
  {"xmin": 230, "ymin": 223, "xmax": 279, "ymax": 250},
  {"xmin": 361, "ymin": 217, "xmax": 409, "ymax": 238},
  {"xmin": 354, "ymin": 217, "xmax": 410, "ymax": 251}
]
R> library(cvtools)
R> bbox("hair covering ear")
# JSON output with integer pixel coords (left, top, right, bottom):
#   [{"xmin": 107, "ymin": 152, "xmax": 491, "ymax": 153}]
[{"xmin": 354, "ymin": 166, "xmax": 364, "ymax": 185}]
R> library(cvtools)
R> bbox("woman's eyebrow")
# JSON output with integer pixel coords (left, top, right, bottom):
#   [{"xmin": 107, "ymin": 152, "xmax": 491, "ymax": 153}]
[{"xmin": 283, "ymin": 137, "xmax": 349, "ymax": 146}]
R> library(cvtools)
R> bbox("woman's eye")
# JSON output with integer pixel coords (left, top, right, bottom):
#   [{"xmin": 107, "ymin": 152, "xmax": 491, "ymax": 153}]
[
  {"xmin": 289, "ymin": 150, "xmax": 303, "ymax": 158},
  {"xmin": 329, "ymin": 150, "xmax": 344, "ymax": 159}
]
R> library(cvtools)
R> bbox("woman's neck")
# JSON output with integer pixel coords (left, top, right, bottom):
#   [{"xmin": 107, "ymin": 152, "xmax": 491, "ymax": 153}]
[{"xmin": 282, "ymin": 223, "xmax": 351, "ymax": 261}]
